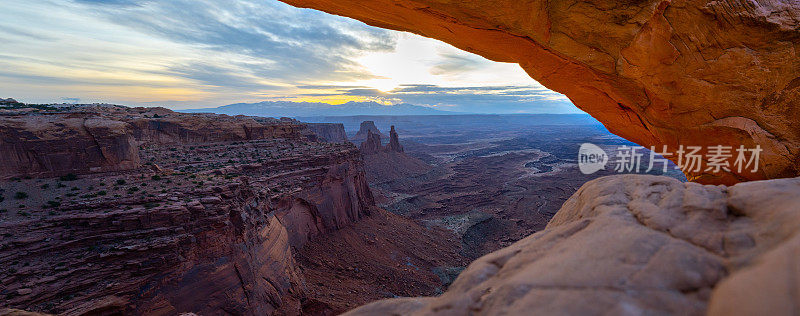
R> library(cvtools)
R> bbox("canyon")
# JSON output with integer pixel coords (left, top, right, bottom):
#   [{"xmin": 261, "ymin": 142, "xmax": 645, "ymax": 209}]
[
  {"xmin": 2, "ymin": 106, "xmax": 799, "ymax": 315},
  {"xmin": 3, "ymin": 1, "xmax": 800, "ymax": 313},
  {"xmin": 0, "ymin": 106, "xmax": 462, "ymax": 315},
  {"xmin": 280, "ymin": 0, "xmax": 800, "ymax": 185}
]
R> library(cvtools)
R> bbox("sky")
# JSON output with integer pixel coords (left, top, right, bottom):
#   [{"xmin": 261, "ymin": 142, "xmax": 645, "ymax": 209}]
[{"xmin": 0, "ymin": 0, "xmax": 581, "ymax": 114}]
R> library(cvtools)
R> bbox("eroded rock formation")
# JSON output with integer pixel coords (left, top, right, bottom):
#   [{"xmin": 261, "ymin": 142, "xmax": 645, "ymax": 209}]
[
  {"xmin": 359, "ymin": 130, "xmax": 384, "ymax": 155},
  {"xmin": 359, "ymin": 125, "xmax": 430, "ymax": 183},
  {"xmin": 351, "ymin": 121, "xmax": 384, "ymax": 142},
  {"xmin": 386, "ymin": 125, "xmax": 404, "ymax": 153},
  {"xmin": 345, "ymin": 174, "xmax": 800, "ymax": 315},
  {"xmin": 280, "ymin": 0, "xmax": 800, "ymax": 184}
]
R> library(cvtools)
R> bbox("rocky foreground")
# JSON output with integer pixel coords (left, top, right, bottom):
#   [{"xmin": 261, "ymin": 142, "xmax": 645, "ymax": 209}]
[{"xmin": 345, "ymin": 174, "xmax": 800, "ymax": 315}]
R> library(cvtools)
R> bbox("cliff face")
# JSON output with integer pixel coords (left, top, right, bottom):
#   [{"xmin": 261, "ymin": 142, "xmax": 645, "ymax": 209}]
[
  {"xmin": 126, "ymin": 112, "xmax": 310, "ymax": 145},
  {"xmin": 279, "ymin": 0, "xmax": 800, "ymax": 184},
  {"xmin": 0, "ymin": 141, "xmax": 375, "ymax": 315},
  {"xmin": 304, "ymin": 123, "xmax": 348, "ymax": 142},
  {"xmin": 345, "ymin": 174, "xmax": 800, "ymax": 315},
  {"xmin": 0, "ymin": 114, "xmax": 139, "ymax": 179},
  {"xmin": 265, "ymin": 148, "xmax": 375, "ymax": 248},
  {"xmin": 0, "ymin": 107, "xmax": 315, "ymax": 179}
]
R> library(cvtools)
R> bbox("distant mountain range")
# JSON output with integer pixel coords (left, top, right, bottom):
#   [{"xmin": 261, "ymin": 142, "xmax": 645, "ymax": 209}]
[{"xmin": 181, "ymin": 101, "xmax": 456, "ymax": 117}]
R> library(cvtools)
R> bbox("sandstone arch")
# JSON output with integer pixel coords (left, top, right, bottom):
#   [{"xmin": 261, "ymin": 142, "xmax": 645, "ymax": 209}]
[{"xmin": 280, "ymin": 0, "xmax": 800, "ymax": 184}]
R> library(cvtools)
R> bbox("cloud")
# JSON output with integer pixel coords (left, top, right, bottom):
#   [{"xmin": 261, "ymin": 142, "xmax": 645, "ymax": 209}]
[
  {"xmin": 0, "ymin": 0, "xmax": 582, "ymax": 114},
  {"xmin": 73, "ymin": 0, "xmax": 396, "ymax": 82},
  {"xmin": 0, "ymin": 0, "xmax": 396, "ymax": 105},
  {"xmin": 430, "ymin": 53, "xmax": 485, "ymax": 75},
  {"xmin": 341, "ymin": 88, "xmax": 386, "ymax": 97},
  {"xmin": 291, "ymin": 84, "xmax": 577, "ymax": 114},
  {"xmin": 295, "ymin": 84, "xmax": 369, "ymax": 90},
  {"xmin": 162, "ymin": 62, "xmax": 283, "ymax": 91}
]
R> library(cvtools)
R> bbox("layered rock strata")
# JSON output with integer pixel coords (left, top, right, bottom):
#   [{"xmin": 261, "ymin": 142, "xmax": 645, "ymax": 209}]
[
  {"xmin": 0, "ymin": 113, "xmax": 139, "ymax": 178},
  {"xmin": 0, "ymin": 106, "xmax": 316, "ymax": 179},
  {"xmin": 0, "ymin": 139, "xmax": 374, "ymax": 315}
]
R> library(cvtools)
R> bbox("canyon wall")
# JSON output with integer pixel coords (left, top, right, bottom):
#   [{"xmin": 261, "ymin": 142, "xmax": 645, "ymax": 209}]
[
  {"xmin": 0, "ymin": 113, "xmax": 140, "ymax": 179},
  {"xmin": 0, "ymin": 144, "xmax": 375, "ymax": 315},
  {"xmin": 0, "ymin": 106, "xmax": 376, "ymax": 315},
  {"xmin": 280, "ymin": 0, "xmax": 800, "ymax": 184},
  {"xmin": 345, "ymin": 174, "xmax": 800, "ymax": 315},
  {"xmin": 0, "ymin": 107, "xmax": 315, "ymax": 179},
  {"xmin": 304, "ymin": 123, "xmax": 348, "ymax": 142},
  {"xmin": 126, "ymin": 109, "xmax": 313, "ymax": 146}
]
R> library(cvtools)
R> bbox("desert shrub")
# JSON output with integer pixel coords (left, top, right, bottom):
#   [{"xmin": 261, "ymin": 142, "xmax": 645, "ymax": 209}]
[
  {"xmin": 151, "ymin": 175, "xmax": 161, "ymax": 181},
  {"xmin": 46, "ymin": 201, "xmax": 60, "ymax": 208},
  {"xmin": 116, "ymin": 179, "xmax": 126, "ymax": 185},
  {"xmin": 98, "ymin": 190, "xmax": 107, "ymax": 196},
  {"xmin": 14, "ymin": 192, "xmax": 28, "ymax": 199},
  {"xmin": 59, "ymin": 173, "xmax": 78, "ymax": 181}
]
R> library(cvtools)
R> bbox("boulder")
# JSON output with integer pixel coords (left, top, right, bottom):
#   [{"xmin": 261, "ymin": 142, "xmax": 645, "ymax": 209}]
[{"xmin": 344, "ymin": 174, "xmax": 800, "ymax": 315}]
